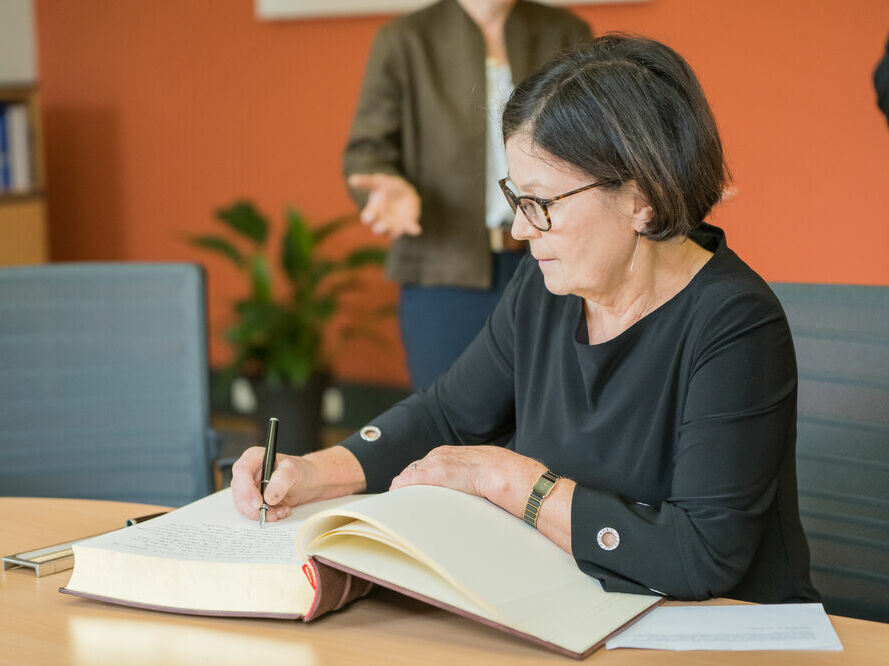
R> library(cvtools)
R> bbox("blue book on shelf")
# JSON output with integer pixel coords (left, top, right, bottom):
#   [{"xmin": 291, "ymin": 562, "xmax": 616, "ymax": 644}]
[{"xmin": 0, "ymin": 104, "xmax": 10, "ymax": 190}]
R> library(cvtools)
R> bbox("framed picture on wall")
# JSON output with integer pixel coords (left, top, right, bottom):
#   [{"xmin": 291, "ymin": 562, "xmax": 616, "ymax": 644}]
[{"xmin": 256, "ymin": 0, "xmax": 647, "ymax": 20}]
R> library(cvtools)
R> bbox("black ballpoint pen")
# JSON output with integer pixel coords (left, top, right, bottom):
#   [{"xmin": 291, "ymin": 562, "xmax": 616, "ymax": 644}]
[{"xmin": 259, "ymin": 417, "xmax": 279, "ymax": 528}]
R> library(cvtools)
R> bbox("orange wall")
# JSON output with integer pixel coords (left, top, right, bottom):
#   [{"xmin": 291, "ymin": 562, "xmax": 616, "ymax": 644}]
[{"xmin": 35, "ymin": 0, "xmax": 889, "ymax": 387}]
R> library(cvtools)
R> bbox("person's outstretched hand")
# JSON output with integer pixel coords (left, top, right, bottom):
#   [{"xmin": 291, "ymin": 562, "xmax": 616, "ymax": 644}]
[{"xmin": 348, "ymin": 173, "xmax": 422, "ymax": 239}]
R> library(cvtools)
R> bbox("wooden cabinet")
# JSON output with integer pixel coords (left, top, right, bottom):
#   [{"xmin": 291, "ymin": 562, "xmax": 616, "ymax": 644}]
[{"xmin": 0, "ymin": 85, "xmax": 47, "ymax": 265}]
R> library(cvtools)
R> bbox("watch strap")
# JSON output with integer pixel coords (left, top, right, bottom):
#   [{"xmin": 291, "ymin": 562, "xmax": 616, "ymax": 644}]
[{"xmin": 523, "ymin": 469, "xmax": 561, "ymax": 528}]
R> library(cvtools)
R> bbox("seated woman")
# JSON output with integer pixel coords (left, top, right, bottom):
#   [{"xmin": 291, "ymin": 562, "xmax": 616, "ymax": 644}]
[{"xmin": 232, "ymin": 34, "xmax": 819, "ymax": 604}]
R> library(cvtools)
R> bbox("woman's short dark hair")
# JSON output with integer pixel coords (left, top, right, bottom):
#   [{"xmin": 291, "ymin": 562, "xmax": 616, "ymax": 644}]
[{"xmin": 502, "ymin": 33, "xmax": 729, "ymax": 240}]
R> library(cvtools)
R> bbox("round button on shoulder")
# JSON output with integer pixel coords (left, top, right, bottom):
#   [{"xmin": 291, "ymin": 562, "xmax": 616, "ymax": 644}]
[
  {"xmin": 596, "ymin": 527, "xmax": 620, "ymax": 551},
  {"xmin": 359, "ymin": 425, "xmax": 382, "ymax": 442}
]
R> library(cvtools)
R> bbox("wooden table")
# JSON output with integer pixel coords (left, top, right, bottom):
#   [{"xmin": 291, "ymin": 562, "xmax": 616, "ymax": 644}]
[{"xmin": 2, "ymin": 497, "xmax": 885, "ymax": 665}]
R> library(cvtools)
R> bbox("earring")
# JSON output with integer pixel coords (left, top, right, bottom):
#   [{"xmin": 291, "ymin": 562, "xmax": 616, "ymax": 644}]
[{"xmin": 628, "ymin": 231, "xmax": 641, "ymax": 272}]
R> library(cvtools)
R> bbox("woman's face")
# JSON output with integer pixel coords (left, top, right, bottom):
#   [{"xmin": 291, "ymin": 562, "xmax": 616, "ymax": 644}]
[{"xmin": 505, "ymin": 132, "xmax": 643, "ymax": 301}]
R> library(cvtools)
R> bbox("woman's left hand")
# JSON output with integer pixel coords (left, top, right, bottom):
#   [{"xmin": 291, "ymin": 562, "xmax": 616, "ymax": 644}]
[
  {"xmin": 393, "ymin": 445, "xmax": 575, "ymax": 553},
  {"xmin": 390, "ymin": 445, "xmax": 544, "ymax": 504}
]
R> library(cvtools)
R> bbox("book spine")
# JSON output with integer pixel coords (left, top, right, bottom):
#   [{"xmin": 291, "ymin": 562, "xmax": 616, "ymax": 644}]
[
  {"xmin": 0, "ymin": 104, "xmax": 10, "ymax": 191},
  {"xmin": 6, "ymin": 103, "xmax": 32, "ymax": 192},
  {"xmin": 302, "ymin": 556, "xmax": 374, "ymax": 622}
]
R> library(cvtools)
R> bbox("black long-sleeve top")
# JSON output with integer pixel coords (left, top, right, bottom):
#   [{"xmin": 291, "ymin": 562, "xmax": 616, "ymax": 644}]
[{"xmin": 340, "ymin": 224, "xmax": 820, "ymax": 604}]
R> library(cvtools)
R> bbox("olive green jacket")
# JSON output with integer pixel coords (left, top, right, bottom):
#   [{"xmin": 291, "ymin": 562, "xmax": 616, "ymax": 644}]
[{"xmin": 343, "ymin": 0, "xmax": 591, "ymax": 288}]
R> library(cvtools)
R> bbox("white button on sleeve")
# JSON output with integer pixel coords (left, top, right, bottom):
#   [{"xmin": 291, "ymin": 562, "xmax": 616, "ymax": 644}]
[{"xmin": 596, "ymin": 527, "xmax": 620, "ymax": 551}]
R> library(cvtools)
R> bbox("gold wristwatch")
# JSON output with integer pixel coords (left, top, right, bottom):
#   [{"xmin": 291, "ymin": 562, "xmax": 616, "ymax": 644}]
[{"xmin": 523, "ymin": 470, "xmax": 561, "ymax": 528}]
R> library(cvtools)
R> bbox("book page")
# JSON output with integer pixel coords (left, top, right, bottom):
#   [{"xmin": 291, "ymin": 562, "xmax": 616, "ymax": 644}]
[
  {"xmin": 297, "ymin": 486, "xmax": 661, "ymax": 654},
  {"xmin": 76, "ymin": 489, "xmax": 361, "ymax": 564},
  {"xmin": 312, "ymin": 533, "xmax": 497, "ymax": 619}
]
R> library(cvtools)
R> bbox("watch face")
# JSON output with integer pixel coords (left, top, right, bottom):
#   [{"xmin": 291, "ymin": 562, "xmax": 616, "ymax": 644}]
[
  {"xmin": 533, "ymin": 472, "xmax": 559, "ymax": 498},
  {"xmin": 525, "ymin": 471, "xmax": 562, "ymax": 527}
]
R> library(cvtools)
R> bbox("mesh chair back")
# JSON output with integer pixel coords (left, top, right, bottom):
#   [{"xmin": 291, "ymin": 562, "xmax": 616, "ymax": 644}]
[
  {"xmin": 772, "ymin": 283, "xmax": 889, "ymax": 622},
  {"xmin": 0, "ymin": 263, "xmax": 215, "ymax": 507}
]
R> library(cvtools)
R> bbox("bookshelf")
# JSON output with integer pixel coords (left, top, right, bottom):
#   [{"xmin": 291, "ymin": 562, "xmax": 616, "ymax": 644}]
[{"xmin": 0, "ymin": 84, "xmax": 47, "ymax": 265}]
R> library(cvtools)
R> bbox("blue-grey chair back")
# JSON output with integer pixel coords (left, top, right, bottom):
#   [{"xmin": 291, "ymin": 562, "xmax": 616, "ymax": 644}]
[
  {"xmin": 0, "ymin": 263, "xmax": 216, "ymax": 507},
  {"xmin": 772, "ymin": 283, "xmax": 889, "ymax": 622}
]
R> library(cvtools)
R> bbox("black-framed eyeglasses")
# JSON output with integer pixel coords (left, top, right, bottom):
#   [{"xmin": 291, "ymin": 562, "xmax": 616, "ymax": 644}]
[{"xmin": 498, "ymin": 177, "xmax": 621, "ymax": 232}]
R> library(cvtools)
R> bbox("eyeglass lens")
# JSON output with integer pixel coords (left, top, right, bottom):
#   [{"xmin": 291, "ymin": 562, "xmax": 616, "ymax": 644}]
[
  {"xmin": 518, "ymin": 199, "xmax": 545, "ymax": 227},
  {"xmin": 503, "ymin": 180, "xmax": 547, "ymax": 230}
]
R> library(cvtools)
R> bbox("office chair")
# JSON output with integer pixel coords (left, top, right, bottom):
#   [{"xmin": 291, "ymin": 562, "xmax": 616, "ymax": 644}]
[
  {"xmin": 771, "ymin": 283, "xmax": 889, "ymax": 623},
  {"xmin": 0, "ymin": 263, "xmax": 218, "ymax": 507}
]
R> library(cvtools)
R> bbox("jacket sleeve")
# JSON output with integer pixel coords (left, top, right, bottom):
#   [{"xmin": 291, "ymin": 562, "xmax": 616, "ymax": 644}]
[
  {"xmin": 338, "ymin": 258, "xmax": 528, "ymax": 491},
  {"xmin": 342, "ymin": 24, "xmax": 407, "ymax": 209},
  {"xmin": 570, "ymin": 290, "xmax": 797, "ymax": 600}
]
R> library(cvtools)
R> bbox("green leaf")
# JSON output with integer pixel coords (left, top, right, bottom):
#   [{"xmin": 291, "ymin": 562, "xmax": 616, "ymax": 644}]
[
  {"xmin": 189, "ymin": 235, "xmax": 245, "ymax": 266},
  {"xmin": 310, "ymin": 259, "xmax": 336, "ymax": 286},
  {"xmin": 272, "ymin": 345, "xmax": 314, "ymax": 387},
  {"xmin": 342, "ymin": 246, "xmax": 388, "ymax": 269},
  {"xmin": 312, "ymin": 214, "xmax": 355, "ymax": 244},
  {"xmin": 282, "ymin": 208, "xmax": 315, "ymax": 283},
  {"xmin": 266, "ymin": 323, "xmax": 321, "ymax": 386},
  {"xmin": 308, "ymin": 297, "xmax": 336, "ymax": 320},
  {"xmin": 249, "ymin": 255, "xmax": 272, "ymax": 302},
  {"xmin": 215, "ymin": 201, "xmax": 268, "ymax": 244},
  {"xmin": 233, "ymin": 299, "xmax": 278, "ymax": 333}
]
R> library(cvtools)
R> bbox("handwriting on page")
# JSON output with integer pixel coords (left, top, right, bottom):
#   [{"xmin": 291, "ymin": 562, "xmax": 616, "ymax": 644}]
[{"xmin": 104, "ymin": 522, "xmax": 302, "ymax": 564}]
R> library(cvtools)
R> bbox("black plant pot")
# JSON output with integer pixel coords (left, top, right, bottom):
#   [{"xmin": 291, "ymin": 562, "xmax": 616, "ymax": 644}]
[{"xmin": 252, "ymin": 374, "xmax": 328, "ymax": 457}]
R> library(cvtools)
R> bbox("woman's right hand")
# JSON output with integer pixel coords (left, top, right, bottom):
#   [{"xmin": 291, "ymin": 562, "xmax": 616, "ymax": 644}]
[
  {"xmin": 230, "ymin": 448, "xmax": 314, "ymax": 523},
  {"xmin": 230, "ymin": 445, "xmax": 368, "ymax": 523}
]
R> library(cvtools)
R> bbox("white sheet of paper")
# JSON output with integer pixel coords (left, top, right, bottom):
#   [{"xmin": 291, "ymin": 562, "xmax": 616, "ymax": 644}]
[{"xmin": 606, "ymin": 603, "xmax": 843, "ymax": 651}]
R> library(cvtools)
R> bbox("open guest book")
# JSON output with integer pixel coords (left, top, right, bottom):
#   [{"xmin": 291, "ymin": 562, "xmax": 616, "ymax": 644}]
[{"xmin": 60, "ymin": 486, "xmax": 662, "ymax": 658}]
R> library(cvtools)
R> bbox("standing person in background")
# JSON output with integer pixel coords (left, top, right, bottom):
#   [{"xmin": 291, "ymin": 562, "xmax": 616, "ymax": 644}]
[{"xmin": 344, "ymin": 0, "xmax": 590, "ymax": 389}]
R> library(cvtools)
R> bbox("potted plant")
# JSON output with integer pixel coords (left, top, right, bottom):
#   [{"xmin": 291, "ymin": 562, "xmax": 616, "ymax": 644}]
[{"xmin": 191, "ymin": 200, "xmax": 389, "ymax": 455}]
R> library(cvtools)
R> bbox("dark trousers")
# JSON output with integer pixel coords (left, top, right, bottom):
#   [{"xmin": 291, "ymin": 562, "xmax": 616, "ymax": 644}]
[{"xmin": 399, "ymin": 252, "xmax": 524, "ymax": 390}]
